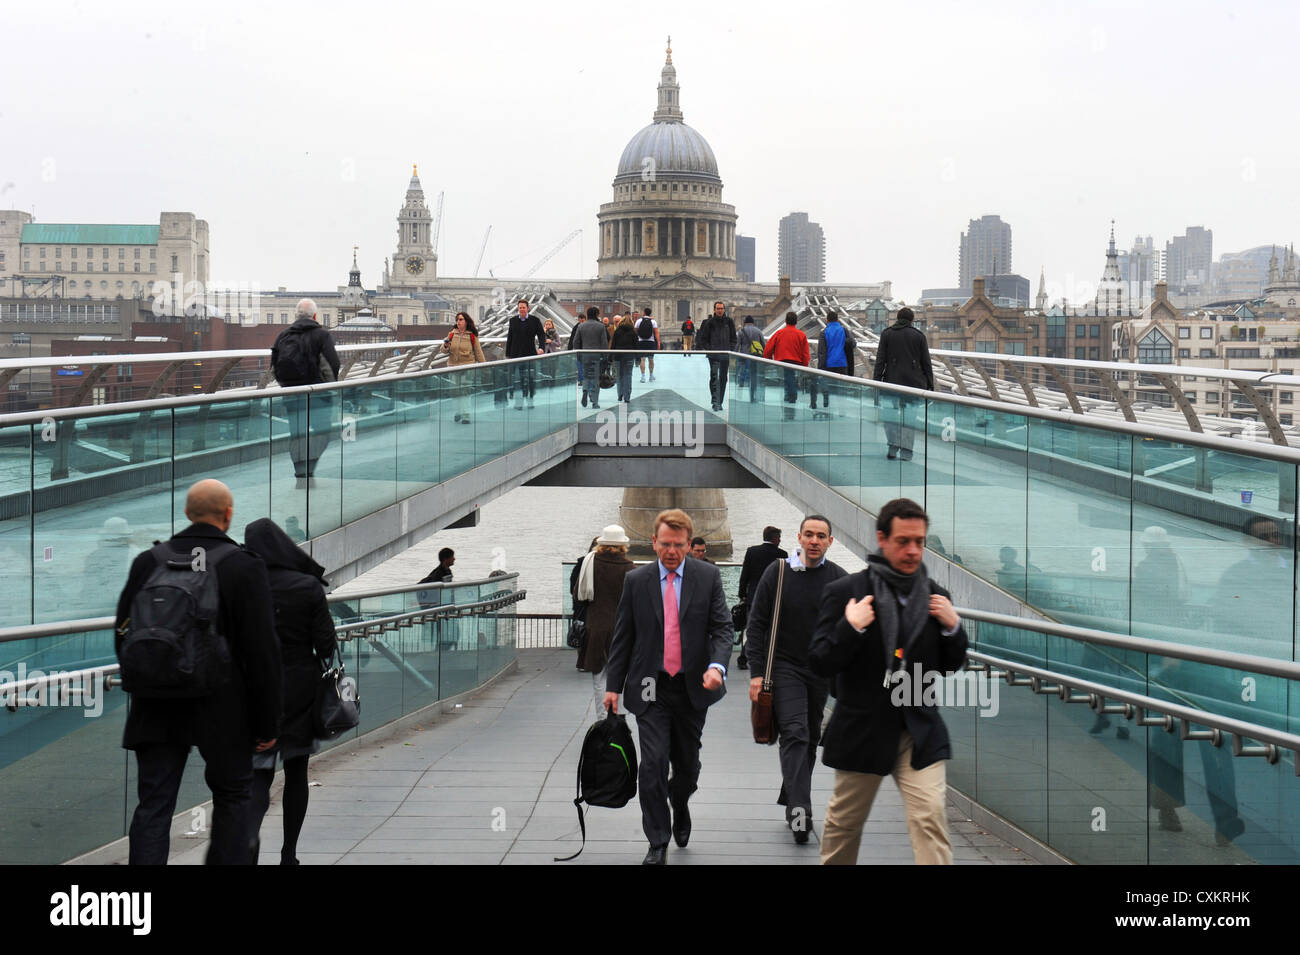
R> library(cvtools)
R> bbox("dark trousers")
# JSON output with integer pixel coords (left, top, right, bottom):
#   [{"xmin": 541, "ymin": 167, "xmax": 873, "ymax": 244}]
[
  {"xmin": 515, "ymin": 364, "xmax": 536, "ymax": 400},
  {"xmin": 282, "ymin": 394, "xmax": 332, "ymax": 478},
  {"xmin": 129, "ymin": 740, "xmax": 253, "ymax": 865},
  {"xmin": 635, "ymin": 672, "xmax": 708, "ymax": 847},
  {"xmin": 616, "ymin": 357, "xmax": 634, "ymax": 402},
  {"xmin": 782, "ymin": 365, "xmax": 799, "ymax": 403},
  {"xmin": 811, "ymin": 367, "xmax": 845, "ymax": 408},
  {"xmin": 771, "ymin": 659, "xmax": 828, "ymax": 824},
  {"xmin": 249, "ymin": 754, "xmax": 310, "ymax": 864},
  {"xmin": 581, "ymin": 356, "xmax": 602, "ymax": 407},
  {"xmin": 708, "ymin": 356, "xmax": 729, "ymax": 408},
  {"xmin": 883, "ymin": 393, "xmax": 917, "ymax": 455}
]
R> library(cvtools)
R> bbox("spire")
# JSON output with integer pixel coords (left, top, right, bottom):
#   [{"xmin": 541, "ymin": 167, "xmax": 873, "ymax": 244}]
[
  {"xmin": 653, "ymin": 37, "xmax": 683, "ymax": 123},
  {"xmin": 1108, "ymin": 219, "xmax": 1117, "ymax": 256},
  {"xmin": 349, "ymin": 246, "xmax": 362, "ymax": 288},
  {"xmin": 1036, "ymin": 266, "xmax": 1047, "ymax": 310},
  {"xmin": 1268, "ymin": 245, "xmax": 1279, "ymax": 285}
]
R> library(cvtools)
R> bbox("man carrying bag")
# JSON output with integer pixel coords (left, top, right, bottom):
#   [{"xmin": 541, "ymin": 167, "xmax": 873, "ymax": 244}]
[{"xmin": 745, "ymin": 515, "xmax": 845, "ymax": 843}]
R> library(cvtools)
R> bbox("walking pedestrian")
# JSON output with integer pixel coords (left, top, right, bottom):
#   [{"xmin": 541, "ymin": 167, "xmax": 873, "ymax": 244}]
[
  {"xmin": 736, "ymin": 315, "xmax": 765, "ymax": 402},
  {"xmin": 813, "ymin": 309, "xmax": 855, "ymax": 414},
  {"xmin": 737, "ymin": 525, "xmax": 787, "ymax": 669},
  {"xmin": 271, "ymin": 298, "xmax": 340, "ymax": 487},
  {"xmin": 505, "ymin": 299, "xmax": 547, "ymax": 409},
  {"xmin": 809, "ymin": 498, "xmax": 967, "ymax": 865},
  {"xmin": 696, "ymin": 301, "xmax": 738, "ymax": 412},
  {"xmin": 762, "ymin": 312, "xmax": 810, "ymax": 419},
  {"xmin": 243, "ymin": 518, "xmax": 338, "ymax": 866},
  {"xmin": 746, "ymin": 515, "xmax": 846, "ymax": 843},
  {"xmin": 441, "ymin": 312, "xmax": 486, "ymax": 423},
  {"xmin": 603, "ymin": 509, "xmax": 732, "ymax": 864},
  {"xmin": 570, "ymin": 305, "xmax": 609, "ymax": 409},
  {"xmin": 115, "ymin": 479, "xmax": 281, "ymax": 864},
  {"xmin": 873, "ymin": 306, "xmax": 933, "ymax": 460},
  {"xmin": 635, "ymin": 308, "xmax": 660, "ymax": 381},
  {"xmin": 574, "ymin": 525, "xmax": 634, "ymax": 712},
  {"xmin": 611, "ymin": 312, "xmax": 639, "ymax": 403},
  {"xmin": 681, "ymin": 315, "xmax": 696, "ymax": 352}
]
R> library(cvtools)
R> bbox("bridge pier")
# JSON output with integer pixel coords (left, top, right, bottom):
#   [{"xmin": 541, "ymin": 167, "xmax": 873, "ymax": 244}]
[{"xmin": 619, "ymin": 486, "xmax": 733, "ymax": 558}]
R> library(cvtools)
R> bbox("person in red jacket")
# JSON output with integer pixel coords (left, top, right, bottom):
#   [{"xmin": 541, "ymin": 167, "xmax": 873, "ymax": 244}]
[{"xmin": 763, "ymin": 312, "xmax": 810, "ymax": 418}]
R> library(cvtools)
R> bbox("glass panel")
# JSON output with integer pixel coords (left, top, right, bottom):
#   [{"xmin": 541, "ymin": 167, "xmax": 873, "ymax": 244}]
[
  {"xmin": 0, "ymin": 658, "xmax": 131, "ymax": 863},
  {"xmin": 1027, "ymin": 419, "xmax": 1132, "ymax": 631},
  {"xmin": 0, "ymin": 423, "xmax": 33, "ymax": 628},
  {"xmin": 341, "ymin": 380, "xmax": 397, "ymax": 526},
  {"xmin": 33, "ymin": 408, "xmax": 173, "ymax": 623},
  {"xmin": 176, "ymin": 397, "xmax": 272, "ymax": 545},
  {"xmin": 305, "ymin": 390, "xmax": 342, "ymax": 537},
  {"xmin": 1136, "ymin": 440, "xmax": 1296, "ymax": 660}
]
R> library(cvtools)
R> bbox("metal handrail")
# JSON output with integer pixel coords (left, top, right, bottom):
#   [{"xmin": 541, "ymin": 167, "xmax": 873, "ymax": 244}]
[
  {"xmin": 0, "ymin": 588, "xmax": 526, "ymax": 706},
  {"xmin": 0, "ymin": 573, "xmax": 521, "ymax": 646},
  {"xmin": 954, "ymin": 606, "xmax": 1300, "ymax": 682},
  {"xmin": 6, "ymin": 345, "xmax": 1300, "ymax": 462},
  {"xmin": 966, "ymin": 650, "xmax": 1299, "ymax": 772}
]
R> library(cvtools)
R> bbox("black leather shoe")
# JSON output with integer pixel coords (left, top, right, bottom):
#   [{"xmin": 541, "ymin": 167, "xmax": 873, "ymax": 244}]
[
  {"xmin": 672, "ymin": 801, "xmax": 692, "ymax": 848},
  {"xmin": 643, "ymin": 844, "xmax": 667, "ymax": 865},
  {"xmin": 793, "ymin": 828, "xmax": 810, "ymax": 845},
  {"xmin": 737, "ymin": 656, "xmax": 748, "ymax": 670}
]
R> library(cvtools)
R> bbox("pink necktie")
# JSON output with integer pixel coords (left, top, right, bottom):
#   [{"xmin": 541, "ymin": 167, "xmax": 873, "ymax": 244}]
[{"xmin": 663, "ymin": 571, "xmax": 681, "ymax": 676}]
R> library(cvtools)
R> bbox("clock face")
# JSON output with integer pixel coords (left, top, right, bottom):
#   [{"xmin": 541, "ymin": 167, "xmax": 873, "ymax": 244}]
[{"xmin": 406, "ymin": 256, "xmax": 424, "ymax": 275}]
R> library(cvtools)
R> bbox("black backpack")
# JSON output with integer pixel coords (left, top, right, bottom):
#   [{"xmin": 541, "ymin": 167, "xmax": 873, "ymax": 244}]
[
  {"xmin": 637, "ymin": 316, "xmax": 654, "ymax": 340},
  {"xmin": 273, "ymin": 325, "xmax": 318, "ymax": 385},
  {"xmin": 117, "ymin": 541, "xmax": 236, "ymax": 698},
  {"xmin": 554, "ymin": 707, "xmax": 638, "ymax": 861}
]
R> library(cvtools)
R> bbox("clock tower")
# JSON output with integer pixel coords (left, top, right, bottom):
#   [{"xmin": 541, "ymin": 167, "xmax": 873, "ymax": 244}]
[{"xmin": 391, "ymin": 164, "xmax": 436, "ymax": 287}]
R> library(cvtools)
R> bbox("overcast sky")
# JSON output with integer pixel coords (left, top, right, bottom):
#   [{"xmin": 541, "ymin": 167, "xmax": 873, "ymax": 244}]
[{"xmin": 4, "ymin": 0, "xmax": 1297, "ymax": 304}]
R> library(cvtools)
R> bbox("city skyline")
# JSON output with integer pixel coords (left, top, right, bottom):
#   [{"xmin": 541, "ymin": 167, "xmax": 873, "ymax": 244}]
[{"xmin": 3, "ymin": 0, "xmax": 1298, "ymax": 305}]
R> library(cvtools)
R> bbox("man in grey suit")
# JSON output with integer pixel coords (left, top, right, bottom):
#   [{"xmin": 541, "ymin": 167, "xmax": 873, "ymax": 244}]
[{"xmin": 604, "ymin": 508, "xmax": 733, "ymax": 865}]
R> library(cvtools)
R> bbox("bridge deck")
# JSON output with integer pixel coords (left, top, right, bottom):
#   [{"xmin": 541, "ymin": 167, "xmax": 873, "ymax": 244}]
[{"xmin": 153, "ymin": 650, "xmax": 1038, "ymax": 866}]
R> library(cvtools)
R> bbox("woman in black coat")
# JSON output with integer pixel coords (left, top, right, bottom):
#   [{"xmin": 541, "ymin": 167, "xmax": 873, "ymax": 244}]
[
  {"xmin": 574, "ymin": 525, "xmax": 634, "ymax": 712},
  {"xmin": 244, "ymin": 517, "xmax": 338, "ymax": 865}
]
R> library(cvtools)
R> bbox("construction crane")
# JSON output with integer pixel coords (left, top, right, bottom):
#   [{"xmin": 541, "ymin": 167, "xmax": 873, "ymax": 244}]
[
  {"xmin": 523, "ymin": 229, "xmax": 581, "ymax": 279},
  {"xmin": 431, "ymin": 191, "xmax": 445, "ymax": 260},
  {"xmin": 473, "ymin": 226, "xmax": 492, "ymax": 278}
]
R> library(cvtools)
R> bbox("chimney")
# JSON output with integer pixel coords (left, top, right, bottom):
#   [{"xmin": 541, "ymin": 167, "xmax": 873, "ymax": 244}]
[
  {"xmin": 1154, "ymin": 280, "xmax": 1168, "ymax": 303},
  {"xmin": 779, "ymin": 276, "xmax": 791, "ymax": 300},
  {"xmin": 972, "ymin": 276, "xmax": 986, "ymax": 299}
]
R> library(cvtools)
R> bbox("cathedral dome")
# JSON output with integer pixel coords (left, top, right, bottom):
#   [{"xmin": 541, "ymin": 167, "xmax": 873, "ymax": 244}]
[
  {"xmin": 616, "ymin": 122, "xmax": 719, "ymax": 183},
  {"xmin": 612, "ymin": 40, "xmax": 721, "ymax": 186}
]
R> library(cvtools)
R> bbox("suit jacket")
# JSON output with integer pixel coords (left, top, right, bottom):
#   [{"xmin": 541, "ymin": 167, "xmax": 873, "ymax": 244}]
[
  {"xmin": 505, "ymin": 314, "xmax": 547, "ymax": 359},
  {"xmin": 114, "ymin": 523, "xmax": 282, "ymax": 751},
  {"xmin": 873, "ymin": 321, "xmax": 933, "ymax": 390},
  {"xmin": 604, "ymin": 557, "xmax": 733, "ymax": 715},
  {"xmin": 808, "ymin": 568, "xmax": 966, "ymax": 774},
  {"xmin": 738, "ymin": 541, "xmax": 787, "ymax": 607}
]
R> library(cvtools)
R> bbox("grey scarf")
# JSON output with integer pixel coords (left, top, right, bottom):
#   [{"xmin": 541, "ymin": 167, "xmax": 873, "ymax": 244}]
[{"xmin": 867, "ymin": 552, "xmax": 931, "ymax": 677}]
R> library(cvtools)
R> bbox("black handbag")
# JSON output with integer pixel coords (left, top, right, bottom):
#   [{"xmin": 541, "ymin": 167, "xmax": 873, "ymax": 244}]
[
  {"xmin": 598, "ymin": 360, "xmax": 615, "ymax": 389},
  {"xmin": 567, "ymin": 599, "xmax": 589, "ymax": 650},
  {"xmin": 314, "ymin": 648, "xmax": 360, "ymax": 740},
  {"xmin": 731, "ymin": 602, "xmax": 747, "ymax": 632}
]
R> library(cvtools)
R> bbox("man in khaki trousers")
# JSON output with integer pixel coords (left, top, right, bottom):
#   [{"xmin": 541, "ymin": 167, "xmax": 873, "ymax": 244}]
[{"xmin": 808, "ymin": 498, "xmax": 967, "ymax": 865}]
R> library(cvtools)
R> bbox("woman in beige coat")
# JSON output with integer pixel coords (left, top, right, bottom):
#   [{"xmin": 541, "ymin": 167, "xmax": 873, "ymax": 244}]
[{"xmin": 442, "ymin": 312, "xmax": 486, "ymax": 423}]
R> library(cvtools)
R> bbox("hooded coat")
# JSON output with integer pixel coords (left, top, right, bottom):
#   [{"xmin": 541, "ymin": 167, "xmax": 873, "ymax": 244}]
[{"xmin": 245, "ymin": 518, "xmax": 338, "ymax": 751}]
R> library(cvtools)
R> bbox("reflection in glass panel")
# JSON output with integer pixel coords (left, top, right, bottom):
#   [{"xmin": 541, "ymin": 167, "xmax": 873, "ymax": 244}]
[{"xmin": 33, "ymin": 408, "xmax": 173, "ymax": 623}]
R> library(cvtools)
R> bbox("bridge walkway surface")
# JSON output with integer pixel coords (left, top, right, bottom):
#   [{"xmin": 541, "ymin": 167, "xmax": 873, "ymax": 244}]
[{"xmin": 94, "ymin": 651, "xmax": 1043, "ymax": 866}]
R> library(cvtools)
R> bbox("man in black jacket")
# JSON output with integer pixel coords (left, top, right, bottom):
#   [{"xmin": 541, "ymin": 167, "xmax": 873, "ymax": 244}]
[
  {"xmin": 736, "ymin": 525, "xmax": 786, "ymax": 669},
  {"xmin": 115, "ymin": 479, "xmax": 282, "ymax": 864},
  {"xmin": 696, "ymin": 300, "xmax": 737, "ymax": 412},
  {"xmin": 872, "ymin": 306, "xmax": 934, "ymax": 460},
  {"xmin": 809, "ymin": 498, "xmax": 966, "ymax": 865},
  {"xmin": 505, "ymin": 299, "xmax": 548, "ymax": 409},
  {"xmin": 745, "ymin": 516, "xmax": 846, "ymax": 843},
  {"xmin": 271, "ymin": 298, "xmax": 341, "ymax": 484}
]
